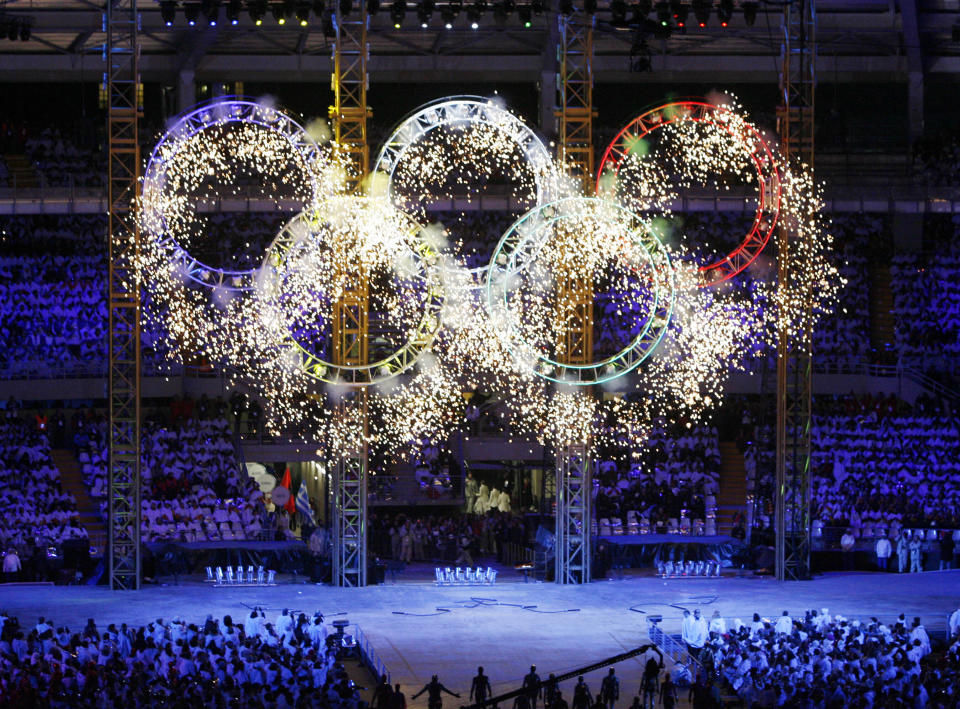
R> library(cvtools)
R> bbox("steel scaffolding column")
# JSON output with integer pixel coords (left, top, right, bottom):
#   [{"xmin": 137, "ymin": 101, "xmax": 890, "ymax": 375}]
[
  {"xmin": 554, "ymin": 8, "xmax": 594, "ymax": 585},
  {"xmin": 557, "ymin": 11, "xmax": 595, "ymax": 190},
  {"xmin": 330, "ymin": 0, "xmax": 370, "ymax": 587},
  {"xmin": 775, "ymin": 0, "xmax": 815, "ymax": 582},
  {"xmin": 106, "ymin": 0, "xmax": 141, "ymax": 591},
  {"xmin": 329, "ymin": 0, "xmax": 370, "ymax": 193}
]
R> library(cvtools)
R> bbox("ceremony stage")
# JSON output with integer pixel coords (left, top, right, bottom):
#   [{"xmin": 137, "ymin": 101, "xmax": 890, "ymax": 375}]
[
  {"xmin": 597, "ymin": 534, "xmax": 743, "ymax": 570},
  {"xmin": 1, "ymin": 569, "xmax": 956, "ymax": 709}
]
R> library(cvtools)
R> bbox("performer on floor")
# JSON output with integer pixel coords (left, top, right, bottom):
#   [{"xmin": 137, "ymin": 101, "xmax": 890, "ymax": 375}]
[
  {"xmin": 470, "ymin": 666, "xmax": 492, "ymax": 705},
  {"xmin": 413, "ymin": 675, "xmax": 460, "ymax": 709},
  {"xmin": 522, "ymin": 665, "xmax": 542, "ymax": 709}
]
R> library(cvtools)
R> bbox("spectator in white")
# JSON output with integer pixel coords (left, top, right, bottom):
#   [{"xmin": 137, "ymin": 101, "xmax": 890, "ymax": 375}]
[
  {"xmin": 708, "ymin": 610, "xmax": 726, "ymax": 635},
  {"xmin": 949, "ymin": 603, "xmax": 960, "ymax": 639},
  {"xmin": 681, "ymin": 610, "xmax": 696, "ymax": 655},
  {"xmin": 876, "ymin": 535, "xmax": 892, "ymax": 571},
  {"xmin": 2, "ymin": 548, "xmax": 19, "ymax": 582},
  {"xmin": 897, "ymin": 531, "xmax": 910, "ymax": 573},
  {"xmin": 244, "ymin": 607, "xmax": 264, "ymax": 638},
  {"xmin": 774, "ymin": 611, "xmax": 792, "ymax": 634},
  {"xmin": 840, "ymin": 529, "xmax": 856, "ymax": 570},
  {"xmin": 909, "ymin": 533, "xmax": 923, "ymax": 573},
  {"xmin": 910, "ymin": 617, "xmax": 931, "ymax": 656}
]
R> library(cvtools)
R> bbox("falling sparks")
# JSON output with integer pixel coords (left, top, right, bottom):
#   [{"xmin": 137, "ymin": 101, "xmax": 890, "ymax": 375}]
[{"xmin": 137, "ymin": 95, "xmax": 839, "ymax": 465}]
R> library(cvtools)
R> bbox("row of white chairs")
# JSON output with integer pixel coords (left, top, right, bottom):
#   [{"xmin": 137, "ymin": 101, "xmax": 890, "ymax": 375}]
[
  {"xmin": 598, "ymin": 516, "xmax": 717, "ymax": 537},
  {"xmin": 206, "ymin": 565, "xmax": 276, "ymax": 586},
  {"xmin": 434, "ymin": 566, "xmax": 497, "ymax": 586},
  {"xmin": 656, "ymin": 560, "xmax": 721, "ymax": 578}
]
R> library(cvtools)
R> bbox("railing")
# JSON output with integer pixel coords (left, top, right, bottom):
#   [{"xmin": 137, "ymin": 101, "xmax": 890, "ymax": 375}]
[
  {"xmin": 353, "ymin": 624, "xmax": 390, "ymax": 685},
  {"xmin": 812, "ymin": 360, "xmax": 960, "ymax": 401},
  {"xmin": 646, "ymin": 621, "xmax": 701, "ymax": 671}
]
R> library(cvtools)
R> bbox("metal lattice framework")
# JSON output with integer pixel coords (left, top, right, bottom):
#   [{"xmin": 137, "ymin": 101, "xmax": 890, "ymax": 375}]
[
  {"xmin": 106, "ymin": 0, "xmax": 141, "ymax": 591},
  {"xmin": 555, "ymin": 9, "xmax": 595, "ymax": 584},
  {"xmin": 485, "ymin": 198, "xmax": 674, "ymax": 386},
  {"xmin": 261, "ymin": 209, "xmax": 444, "ymax": 387},
  {"xmin": 555, "ymin": 442, "xmax": 590, "ymax": 584},
  {"xmin": 141, "ymin": 99, "xmax": 328, "ymax": 291},
  {"xmin": 331, "ymin": 0, "xmax": 370, "ymax": 587},
  {"xmin": 775, "ymin": 0, "xmax": 816, "ymax": 582},
  {"xmin": 329, "ymin": 1, "xmax": 370, "ymax": 193},
  {"xmin": 596, "ymin": 101, "xmax": 782, "ymax": 287}
]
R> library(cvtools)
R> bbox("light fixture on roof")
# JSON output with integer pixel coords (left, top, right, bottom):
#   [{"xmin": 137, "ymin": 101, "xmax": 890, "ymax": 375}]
[
  {"xmin": 184, "ymin": 3, "xmax": 200, "ymax": 25},
  {"xmin": 248, "ymin": 0, "xmax": 267, "ymax": 24},
  {"xmin": 717, "ymin": 0, "xmax": 732, "ymax": 27},
  {"xmin": 416, "ymin": 0, "xmax": 434, "ymax": 27},
  {"xmin": 160, "ymin": 1, "xmax": 177, "ymax": 26},
  {"xmin": 692, "ymin": 0, "xmax": 708, "ymax": 27},
  {"xmin": 296, "ymin": 3, "xmax": 310, "ymax": 24},
  {"xmin": 742, "ymin": 1, "xmax": 758, "ymax": 27},
  {"xmin": 201, "ymin": 0, "xmax": 220, "ymax": 25},
  {"xmin": 517, "ymin": 3, "xmax": 531, "ymax": 27},
  {"xmin": 226, "ymin": 0, "xmax": 242, "ymax": 24},
  {"xmin": 390, "ymin": 0, "xmax": 405, "ymax": 26}
]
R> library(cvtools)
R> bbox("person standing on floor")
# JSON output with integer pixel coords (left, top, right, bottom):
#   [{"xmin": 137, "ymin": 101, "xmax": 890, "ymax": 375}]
[
  {"xmin": 909, "ymin": 533, "xmax": 923, "ymax": 573},
  {"xmin": 572, "ymin": 676, "xmax": 591, "ymax": 709},
  {"xmin": 412, "ymin": 675, "xmax": 460, "ymax": 709},
  {"xmin": 896, "ymin": 530, "xmax": 910, "ymax": 573},
  {"xmin": 600, "ymin": 668, "xmax": 619, "ymax": 709},
  {"xmin": 470, "ymin": 667, "xmax": 492, "ymax": 705},
  {"xmin": 522, "ymin": 665, "xmax": 542, "ymax": 709},
  {"xmin": 875, "ymin": 535, "xmax": 892, "ymax": 571},
  {"xmin": 658, "ymin": 673, "xmax": 678, "ymax": 709}
]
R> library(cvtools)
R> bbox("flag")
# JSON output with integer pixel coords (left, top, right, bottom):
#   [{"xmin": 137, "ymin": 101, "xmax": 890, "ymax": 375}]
[
  {"xmin": 295, "ymin": 481, "xmax": 316, "ymax": 527},
  {"xmin": 280, "ymin": 467, "xmax": 296, "ymax": 515}
]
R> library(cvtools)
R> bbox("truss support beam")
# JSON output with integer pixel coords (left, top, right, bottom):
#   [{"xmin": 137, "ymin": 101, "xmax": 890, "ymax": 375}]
[
  {"xmin": 330, "ymin": 1, "xmax": 370, "ymax": 192},
  {"xmin": 330, "ymin": 1, "xmax": 370, "ymax": 587},
  {"xmin": 555, "ymin": 443, "xmax": 590, "ymax": 584},
  {"xmin": 557, "ymin": 12, "xmax": 595, "ymax": 191},
  {"xmin": 554, "ymin": 7, "xmax": 594, "ymax": 585},
  {"xmin": 775, "ymin": 0, "xmax": 815, "ymax": 583},
  {"xmin": 107, "ymin": 0, "xmax": 142, "ymax": 591}
]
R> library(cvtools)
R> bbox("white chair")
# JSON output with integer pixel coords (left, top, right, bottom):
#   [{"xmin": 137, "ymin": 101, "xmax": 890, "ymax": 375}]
[
  {"xmin": 266, "ymin": 570, "xmax": 276, "ymax": 584},
  {"xmin": 668, "ymin": 518, "xmax": 680, "ymax": 533},
  {"xmin": 226, "ymin": 566, "xmax": 235, "ymax": 584},
  {"xmin": 435, "ymin": 567, "xmax": 445, "ymax": 585},
  {"xmin": 705, "ymin": 519, "xmax": 717, "ymax": 536},
  {"xmin": 205, "ymin": 566, "xmax": 214, "ymax": 582},
  {"xmin": 693, "ymin": 519, "xmax": 705, "ymax": 536},
  {"xmin": 639, "ymin": 518, "xmax": 651, "ymax": 534},
  {"xmin": 485, "ymin": 567, "xmax": 497, "ymax": 584},
  {"xmin": 610, "ymin": 518, "xmax": 623, "ymax": 535},
  {"xmin": 626, "ymin": 511, "xmax": 639, "ymax": 534},
  {"xmin": 455, "ymin": 567, "xmax": 466, "ymax": 584},
  {"xmin": 444, "ymin": 567, "xmax": 454, "ymax": 584},
  {"xmin": 246, "ymin": 565, "xmax": 255, "ymax": 583},
  {"xmin": 680, "ymin": 518, "xmax": 692, "ymax": 535},
  {"xmin": 215, "ymin": 566, "xmax": 225, "ymax": 585},
  {"xmin": 599, "ymin": 518, "xmax": 612, "ymax": 536},
  {"xmin": 256, "ymin": 566, "xmax": 265, "ymax": 584}
]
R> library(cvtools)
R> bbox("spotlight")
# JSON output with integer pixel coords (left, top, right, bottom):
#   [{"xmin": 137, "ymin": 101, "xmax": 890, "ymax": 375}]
[
  {"xmin": 339, "ymin": 0, "xmax": 353, "ymax": 15},
  {"xmin": 466, "ymin": 0, "xmax": 484, "ymax": 27},
  {"xmin": 742, "ymin": 1, "xmax": 758, "ymax": 27},
  {"xmin": 201, "ymin": 0, "xmax": 219, "ymax": 25},
  {"xmin": 672, "ymin": 1, "xmax": 687, "ymax": 28},
  {"xmin": 226, "ymin": 0, "xmax": 241, "ymax": 23},
  {"xmin": 271, "ymin": 2, "xmax": 288, "ymax": 23},
  {"xmin": 390, "ymin": 0, "xmax": 405, "ymax": 26},
  {"xmin": 692, "ymin": 0, "xmax": 708, "ymax": 27},
  {"xmin": 654, "ymin": 1, "xmax": 669, "ymax": 26},
  {"xmin": 717, "ymin": 0, "xmax": 732, "ymax": 27},
  {"xmin": 416, "ymin": 0, "xmax": 433, "ymax": 27},
  {"xmin": 248, "ymin": 0, "xmax": 267, "ymax": 24},
  {"xmin": 559, "ymin": 0, "xmax": 573, "ymax": 15},
  {"xmin": 160, "ymin": 1, "xmax": 177, "ymax": 25},
  {"xmin": 440, "ymin": 2, "xmax": 459, "ymax": 28},
  {"xmin": 296, "ymin": 3, "xmax": 310, "ymax": 24},
  {"xmin": 184, "ymin": 3, "xmax": 200, "ymax": 25},
  {"xmin": 517, "ymin": 3, "xmax": 531, "ymax": 27},
  {"xmin": 609, "ymin": 0, "xmax": 626, "ymax": 27}
]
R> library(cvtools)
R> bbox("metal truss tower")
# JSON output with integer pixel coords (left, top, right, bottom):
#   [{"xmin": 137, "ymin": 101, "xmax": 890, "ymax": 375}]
[
  {"xmin": 106, "ymin": 0, "xmax": 142, "ymax": 590},
  {"xmin": 775, "ymin": 0, "xmax": 816, "ymax": 582},
  {"xmin": 330, "ymin": 0, "xmax": 370, "ymax": 587},
  {"xmin": 554, "ymin": 8, "xmax": 595, "ymax": 585}
]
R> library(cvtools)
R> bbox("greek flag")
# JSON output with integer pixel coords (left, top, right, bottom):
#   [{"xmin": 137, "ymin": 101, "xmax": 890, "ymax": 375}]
[{"xmin": 295, "ymin": 483, "xmax": 316, "ymax": 527}]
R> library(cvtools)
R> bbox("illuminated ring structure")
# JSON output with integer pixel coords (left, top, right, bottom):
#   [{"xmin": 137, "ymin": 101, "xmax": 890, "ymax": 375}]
[
  {"xmin": 486, "ymin": 197, "xmax": 674, "ymax": 386},
  {"xmin": 373, "ymin": 96, "xmax": 556, "ymax": 279},
  {"xmin": 597, "ymin": 101, "xmax": 781, "ymax": 286},
  {"xmin": 260, "ymin": 207, "xmax": 445, "ymax": 388},
  {"xmin": 143, "ymin": 98, "xmax": 330, "ymax": 291}
]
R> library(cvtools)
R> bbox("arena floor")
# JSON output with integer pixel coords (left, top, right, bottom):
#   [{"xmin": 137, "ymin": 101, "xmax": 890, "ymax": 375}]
[{"xmin": 1, "ymin": 569, "xmax": 956, "ymax": 707}]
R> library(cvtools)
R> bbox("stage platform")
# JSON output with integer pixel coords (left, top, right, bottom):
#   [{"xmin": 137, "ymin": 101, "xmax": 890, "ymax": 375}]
[{"xmin": 0, "ymin": 569, "xmax": 957, "ymax": 708}]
